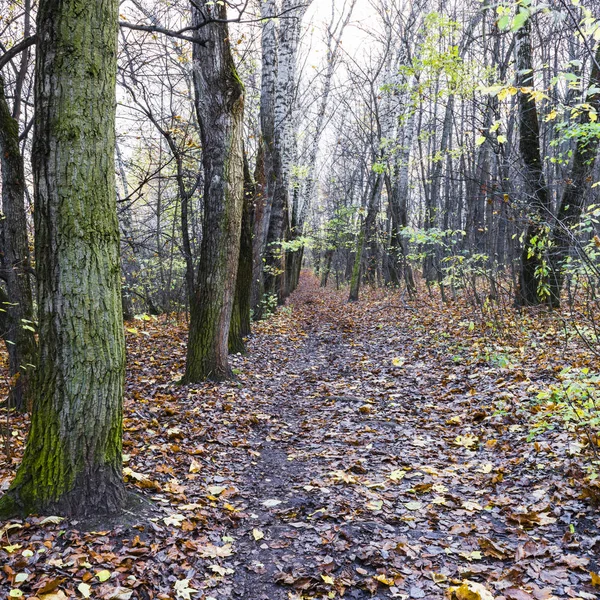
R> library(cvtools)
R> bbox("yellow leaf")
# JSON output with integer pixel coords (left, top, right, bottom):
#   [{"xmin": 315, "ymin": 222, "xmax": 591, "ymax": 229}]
[
  {"xmin": 388, "ymin": 469, "xmax": 407, "ymax": 482},
  {"xmin": 391, "ymin": 356, "xmax": 405, "ymax": 366},
  {"xmin": 454, "ymin": 434, "xmax": 479, "ymax": 448},
  {"xmin": 207, "ymin": 485, "xmax": 227, "ymax": 496},
  {"xmin": 330, "ymin": 470, "xmax": 357, "ymax": 484},
  {"xmin": 449, "ymin": 579, "xmax": 495, "ymax": 599},
  {"xmin": 96, "ymin": 570, "xmax": 111, "ymax": 582},
  {"xmin": 404, "ymin": 501, "xmax": 423, "ymax": 511},
  {"xmin": 374, "ymin": 574, "xmax": 395, "ymax": 585},
  {"xmin": 321, "ymin": 574, "xmax": 334, "ymax": 585},
  {"xmin": 459, "ymin": 550, "xmax": 483, "ymax": 561},
  {"xmin": 498, "ymin": 88, "xmax": 510, "ymax": 101},
  {"xmin": 478, "ymin": 463, "xmax": 493, "ymax": 474},
  {"xmin": 545, "ymin": 109, "xmax": 558, "ymax": 121},
  {"xmin": 189, "ymin": 459, "xmax": 202, "ymax": 474},
  {"xmin": 252, "ymin": 529, "xmax": 264, "ymax": 541},
  {"xmin": 77, "ymin": 583, "xmax": 91, "ymax": 599},
  {"xmin": 591, "ymin": 571, "xmax": 600, "ymax": 586}
]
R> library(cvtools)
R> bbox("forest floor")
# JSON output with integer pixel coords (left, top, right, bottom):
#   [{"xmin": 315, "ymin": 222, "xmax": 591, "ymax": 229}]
[{"xmin": 1, "ymin": 273, "xmax": 599, "ymax": 600}]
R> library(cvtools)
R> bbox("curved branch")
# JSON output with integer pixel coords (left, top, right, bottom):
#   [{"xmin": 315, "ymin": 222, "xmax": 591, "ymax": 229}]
[{"xmin": 0, "ymin": 35, "xmax": 37, "ymax": 72}]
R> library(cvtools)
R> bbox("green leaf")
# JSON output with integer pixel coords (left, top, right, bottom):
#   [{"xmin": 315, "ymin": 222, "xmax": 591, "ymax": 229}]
[
  {"xmin": 497, "ymin": 15, "xmax": 510, "ymax": 30},
  {"xmin": 511, "ymin": 9, "xmax": 530, "ymax": 31}
]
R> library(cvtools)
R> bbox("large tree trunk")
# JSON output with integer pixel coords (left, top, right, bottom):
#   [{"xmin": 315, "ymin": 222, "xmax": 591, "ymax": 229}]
[
  {"xmin": 184, "ymin": 2, "xmax": 245, "ymax": 382},
  {"xmin": 0, "ymin": 75, "xmax": 37, "ymax": 412},
  {"xmin": 0, "ymin": 0, "xmax": 125, "ymax": 518},
  {"xmin": 515, "ymin": 19, "xmax": 553, "ymax": 306},
  {"xmin": 548, "ymin": 45, "xmax": 600, "ymax": 306}
]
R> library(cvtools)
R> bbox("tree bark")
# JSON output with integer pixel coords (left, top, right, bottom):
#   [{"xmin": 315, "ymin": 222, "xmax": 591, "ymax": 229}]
[
  {"xmin": 250, "ymin": 0, "xmax": 278, "ymax": 317},
  {"xmin": 0, "ymin": 0, "xmax": 125, "ymax": 517},
  {"xmin": 229, "ymin": 150, "xmax": 254, "ymax": 354},
  {"xmin": 184, "ymin": 1, "xmax": 245, "ymax": 382},
  {"xmin": 515, "ymin": 19, "xmax": 553, "ymax": 306},
  {"xmin": 264, "ymin": 0, "xmax": 308, "ymax": 304},
  {"xmin": 0, "ymin": 75, "xmax": 37, "ymax": 412},
  {"xmin": 349, "ymin": 175, "xmax": 383, "ymax": 302}
]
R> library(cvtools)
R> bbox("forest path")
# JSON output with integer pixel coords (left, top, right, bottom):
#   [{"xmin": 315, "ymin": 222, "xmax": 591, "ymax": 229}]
[{"xmin": 1, "ymin": 274, "xmax": 598, "ymax": 600}]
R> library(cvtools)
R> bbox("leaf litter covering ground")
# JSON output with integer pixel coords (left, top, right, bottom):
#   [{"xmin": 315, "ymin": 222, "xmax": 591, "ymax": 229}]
[{"xmin": 1, "ymin": 274, "xmax": 599, "ymax": 600}]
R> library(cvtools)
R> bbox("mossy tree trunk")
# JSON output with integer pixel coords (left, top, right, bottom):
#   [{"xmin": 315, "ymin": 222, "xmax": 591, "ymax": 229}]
[
  {"xmin": 0, "ymin": 0, "xmax": 125, "ymax": 518},
  {"xmin": 0, "ymin": 75, "xmax": 37, "ymax": 412},
  {"xmin": 184, "ymin": 2, "xmax": 245, "ymax": 382}
]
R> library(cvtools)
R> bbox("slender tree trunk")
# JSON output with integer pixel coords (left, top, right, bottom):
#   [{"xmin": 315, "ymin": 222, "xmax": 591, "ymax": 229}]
[
  {"xmin": 0, "ymin": 76, "xmax": 37, "ymax": 412},
  {"xmin": 251, "ymin": 0, "xmax": 278, "ymax": 317},
  {"xmin": 349, "ymin": 175, "xmax": 383, "ymax": 302},
  {"xmin": 0, "ymin": 0, "xmax": 125, "ymax": 517},
  {"xmin": 184, "ymin": 2, "xmax": 245, "ymax": 382},
  {"xmin": 515, "ymin": 19, "xmax": 553, "ymax": 306},
  {"xmin": 229, "ymin": 151, "xmax": 254, "ymax": 354}
]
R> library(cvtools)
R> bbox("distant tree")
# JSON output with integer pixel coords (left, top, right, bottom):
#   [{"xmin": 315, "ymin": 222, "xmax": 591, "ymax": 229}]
[{"xmin": 0, "ymin": 0, "xmax": 126, "ymax": 517}]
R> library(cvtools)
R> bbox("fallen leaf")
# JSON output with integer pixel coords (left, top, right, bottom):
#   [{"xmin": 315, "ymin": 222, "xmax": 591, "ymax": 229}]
[
  {"xmin": 388, "ymin": 469, "xmax": 407, "ymax": 482},
  {"xmin": 174, "ymin": 578, "xmax": 198, "ymax": 599},
  {"xmin": 198, "ymin": 543, "xmax": 233, "ymax": 558},
  {"xmin": 262, "ymin": 499, "xmax": 282, "ymax": 508},
  {"xmin": 96, "ymin": 569, "xmax": 112, "ymax": 582},
  {"xmin": 163, "ymin": 513, "xmax": 186, "ymax": 527},
  {"xmin": 39, "ymin": 516, "xmax": 65, "ymax": 526},
  {"xmin": 366, "ymin": 499, "xmax": 383, "ymax": 511},
  {"xmin": 449, "ymin": 579, "xmax": 495, "ymax": 600}
]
